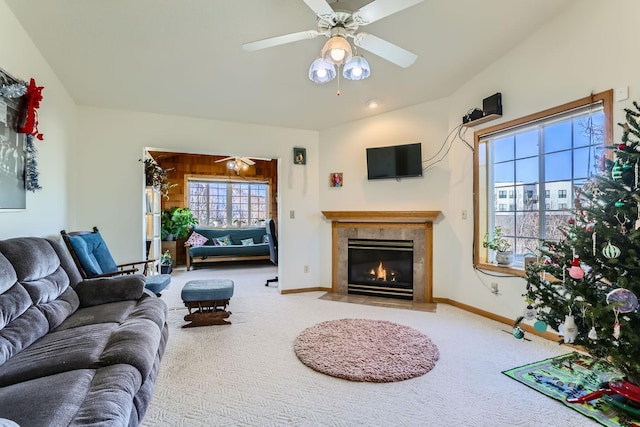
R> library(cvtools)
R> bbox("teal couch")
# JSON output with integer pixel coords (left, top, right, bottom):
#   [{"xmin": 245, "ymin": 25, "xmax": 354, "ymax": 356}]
[{"xmin": 185, "ymin": 227, "xmax": 270, "ymax": 270}]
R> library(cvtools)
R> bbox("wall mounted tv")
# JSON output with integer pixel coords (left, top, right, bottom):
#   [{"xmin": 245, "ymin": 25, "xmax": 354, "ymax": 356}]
[{"xmin": 366, "ymin": 143, "xmax": 423, "ymax": 180}]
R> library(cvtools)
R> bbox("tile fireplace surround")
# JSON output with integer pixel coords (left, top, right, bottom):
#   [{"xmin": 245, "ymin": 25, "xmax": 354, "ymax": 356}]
[{"xmin": 322, "ymin": 211, "xmax": 441, "ymax": 303}]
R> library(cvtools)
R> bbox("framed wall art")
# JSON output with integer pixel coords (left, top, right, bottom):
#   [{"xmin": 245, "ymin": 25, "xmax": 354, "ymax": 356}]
[
  {"xmin": 0, "ymin": 95, "xmax": 26, "ymax": 210},
  {"xmin": 293, "ymin": 147, "xmax": 306, "ymax": 165},
  {"xmin": 330, "ymin": 172, "xmax": 343, "ymax": 187}
]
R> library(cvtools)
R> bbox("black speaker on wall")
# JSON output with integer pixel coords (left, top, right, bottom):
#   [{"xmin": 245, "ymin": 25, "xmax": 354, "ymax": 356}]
[{"xmin": 483, "ymin": 92, "xmax": 502, "ymax": 116}]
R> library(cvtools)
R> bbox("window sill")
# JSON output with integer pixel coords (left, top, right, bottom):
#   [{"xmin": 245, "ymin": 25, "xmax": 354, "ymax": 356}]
[{"xmin": 474, "ymin": 262, "xmax": 526, "ymax": 277}]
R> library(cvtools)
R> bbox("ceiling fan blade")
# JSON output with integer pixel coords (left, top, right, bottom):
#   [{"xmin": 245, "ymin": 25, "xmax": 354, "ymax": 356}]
[
  {"xmin": 353, "ymin": 33, "xmax": 417, "ymax": 68},
  {"xmin": 302, "ymin": 0, "xmax": 335, "ymax": 22},
  {"xmin": 353, "ymin": 0, "xmax": 424, "ymax": 25},
  {"xmin": 242, "ymin": 30, "xmax": 321, "ymax": 52},
  {"xmin": 215, "ymin": 156, "xmax": 235, "ymax": 163},
  {"xmin": 241, "ymin": 157, "xmax": 256, "ymax": 166}
]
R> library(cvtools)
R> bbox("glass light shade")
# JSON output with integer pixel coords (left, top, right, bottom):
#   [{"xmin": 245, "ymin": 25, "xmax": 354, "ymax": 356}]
[
  {"xmin": 343, "ymin": 56, "xmax": 371, "ymax": 81},
  {"xmin": 308, "ymin": 58, "xmax": 336, "ymax": 84},
  {"xmin": 321, "ymin": 35, "xmax": 353, "ymax": 65}
]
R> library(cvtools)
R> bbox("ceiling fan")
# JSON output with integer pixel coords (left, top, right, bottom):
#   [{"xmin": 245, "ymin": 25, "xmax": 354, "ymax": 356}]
[
  {"xmin": 242, "ymin": 0, "xmax": 424, "ymax": 69},
  {"xmin": 215, "ymin": 156, "xmax": 271, "ymax": 174}
]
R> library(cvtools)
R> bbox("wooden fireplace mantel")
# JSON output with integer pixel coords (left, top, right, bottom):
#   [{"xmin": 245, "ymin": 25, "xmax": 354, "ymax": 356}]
[{"xmin": 322, "ymin": 210, "xmax": 441, "ymax": 222}]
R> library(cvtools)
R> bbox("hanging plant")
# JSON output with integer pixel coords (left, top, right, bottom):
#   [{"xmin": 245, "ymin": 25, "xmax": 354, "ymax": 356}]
[{"xmin": 141, "ymin": 157, "xmax": 176, "ymax": 199}]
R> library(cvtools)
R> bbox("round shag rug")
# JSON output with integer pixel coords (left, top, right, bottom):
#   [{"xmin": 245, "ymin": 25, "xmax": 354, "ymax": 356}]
[{"xmin": 293, "ymin": 318, "xmax": 439, "ymax": 382}]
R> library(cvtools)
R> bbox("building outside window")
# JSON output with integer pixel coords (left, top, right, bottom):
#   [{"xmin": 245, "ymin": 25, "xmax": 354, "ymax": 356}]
[
  {"xmin": 187, "ymin": 179, "xmax": 269, "ymax": 228},
  {"xmin": 474, "ymin": 90, "xmax": 612, "ymax": 269},
  {"xmin": 498, "ymin": 190, "xmax": 507, "ymax": 199}
]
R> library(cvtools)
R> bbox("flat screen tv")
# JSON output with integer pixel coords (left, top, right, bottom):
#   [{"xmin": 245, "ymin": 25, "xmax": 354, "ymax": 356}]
[{"xmin": 366, "ymin": 143, "xmax": 423, "ymax": 180}]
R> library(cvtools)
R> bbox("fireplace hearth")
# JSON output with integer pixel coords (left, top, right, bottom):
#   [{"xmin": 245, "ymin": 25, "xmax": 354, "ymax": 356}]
[{"xmin": 348, "ymin": 239, "xmax": 413, "ymax": 300}]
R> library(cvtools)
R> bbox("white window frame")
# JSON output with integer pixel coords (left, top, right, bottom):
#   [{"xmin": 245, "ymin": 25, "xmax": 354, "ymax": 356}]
[
  {"xmin": 186, "ymin": 176, "xmax": 270, "ymax": 228},
  {"xmin": 473, "ymin": 90, "xmax": 613, "ymax": 274}
]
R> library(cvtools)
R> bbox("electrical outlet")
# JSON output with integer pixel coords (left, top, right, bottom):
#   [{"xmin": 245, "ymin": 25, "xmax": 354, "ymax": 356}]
[
  {"xmin": 461, "ymin": 210, "xmax": 467, "ymax": 220},
  {"xmin": 491, "ymin": 282, "xmax": 499, "ymax": 294},
  {"xmin": 304, "ymin": 265, "xmax": 309, "ymax": 273}
]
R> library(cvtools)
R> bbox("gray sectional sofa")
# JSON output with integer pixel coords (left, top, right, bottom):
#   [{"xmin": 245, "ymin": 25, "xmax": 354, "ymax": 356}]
[
  {"xmin": 186, "ymin": 227, "xmax": 270, "ymax": 270},
  {"xmin": 0, "ymin": 237, "xmax": 168, "ymax": 426}
]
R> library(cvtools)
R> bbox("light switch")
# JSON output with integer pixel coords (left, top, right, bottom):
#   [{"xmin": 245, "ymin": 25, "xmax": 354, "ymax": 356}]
[{"xmin": 290, "ymin": 210, "xmax": 295, "ymax": 219}]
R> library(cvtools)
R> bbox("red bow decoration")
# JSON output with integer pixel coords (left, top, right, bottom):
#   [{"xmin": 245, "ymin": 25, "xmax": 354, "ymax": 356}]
[{"xmin": 19, "ymin": 78, "xmax": 44, "ymax": 140}]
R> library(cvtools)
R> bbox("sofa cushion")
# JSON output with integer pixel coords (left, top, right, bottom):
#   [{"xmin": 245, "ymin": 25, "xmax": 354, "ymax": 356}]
[
  {"xmin": 184, "ymin": 231, "xmax": 208, "ymax": 247},
  {"xmin": 0, "ymin": 364, "xmax": 142, "ymax": 427},
  {"xmin": 241, "ymin": 238, "xmax": 254, "ymax": 245},
  {"xmin": 0, "ymin": 323, "xmax": 117, "ymax": 387},
  {"xmin": 213, "ymin": 235, "xmax": 232, "ymax": 246},
  {"xmin": 66, "ymin": 231, "xmax": 119, "ymax": 276},
  {"xmin": 74, "ymin": 275, "xmax": 145, "ymax": 308}
]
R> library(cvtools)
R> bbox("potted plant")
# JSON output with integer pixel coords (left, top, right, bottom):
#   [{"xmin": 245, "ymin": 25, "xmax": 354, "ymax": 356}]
[
  {"xmin": 161, "ymin": 207, "xmax": 199, "ymax": 241},
  {"xmin": 141, "ymin": 157, "xmax": 177, "ymax": 199},
  {"xmin": 482, "ymin": 225, "xmax": 514, "ymax": 265},
  {"xmin": 159, "ymin": 250, "xmax": 173, "ymax": 274}
]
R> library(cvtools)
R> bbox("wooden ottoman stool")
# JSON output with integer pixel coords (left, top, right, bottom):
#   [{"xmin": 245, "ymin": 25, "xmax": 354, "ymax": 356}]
[{"xmin": 181, "ymin": 279, "xmax": 234, "ymax": 327}]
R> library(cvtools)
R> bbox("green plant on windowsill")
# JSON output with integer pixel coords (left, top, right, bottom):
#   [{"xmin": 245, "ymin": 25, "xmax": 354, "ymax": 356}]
[{"xmin": 483, "ymin": 226, "xmax": 514, "ymax": 265}]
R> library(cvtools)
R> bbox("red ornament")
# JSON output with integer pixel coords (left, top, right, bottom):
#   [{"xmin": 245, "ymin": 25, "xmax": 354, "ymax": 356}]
[
  {"xmin": 18, "ymin": 78, "xmax": 44, "ymax": 140},
  {"xmin": 568, "ymin": 255, "xmax": 585, "ymax": 280},
  {"xmin": 618, "ymin": 143, "xmax": 627, "ymax": 150}
]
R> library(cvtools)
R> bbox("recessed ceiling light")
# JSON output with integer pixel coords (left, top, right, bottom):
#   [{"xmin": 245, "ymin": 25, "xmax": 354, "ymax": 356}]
[{"xmin": 366, "ymin": 99, "xmax": 380, "ymax": 109}]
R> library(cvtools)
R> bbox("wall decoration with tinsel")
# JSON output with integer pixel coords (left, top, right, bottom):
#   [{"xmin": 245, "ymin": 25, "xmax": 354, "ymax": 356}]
[{"xmin": 0, "ymin": 67, "xmax": 44, "ymax": 205}]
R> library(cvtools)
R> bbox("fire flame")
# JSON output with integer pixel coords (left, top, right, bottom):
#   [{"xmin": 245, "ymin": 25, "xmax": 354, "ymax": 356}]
[{"xmin": 368, "ymin": 261, "xmax": 387, "ymax": 281}]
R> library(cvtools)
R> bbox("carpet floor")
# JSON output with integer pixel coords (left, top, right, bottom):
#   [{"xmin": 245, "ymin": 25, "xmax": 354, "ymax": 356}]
[{"xmin": 142, "ymin": 263, "xmax": 598, "ymax": 426}]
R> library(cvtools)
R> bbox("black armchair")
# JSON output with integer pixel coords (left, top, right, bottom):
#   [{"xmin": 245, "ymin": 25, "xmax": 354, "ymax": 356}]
[{"xmin": 265, "ymin": 218, "xmax": 278, "ymax": 286}]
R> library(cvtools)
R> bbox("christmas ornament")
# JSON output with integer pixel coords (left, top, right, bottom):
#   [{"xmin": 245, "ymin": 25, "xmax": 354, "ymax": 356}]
[
  {"xmin": 18, "ymin": 78, "xmax": 44, "ymax": 140},
  {"xmin": 568, "ymin": 256, "xmax": 584, "ymax": 280},
  {"xmin": 613, "ymin": 323, "xmax": 621, "ymax": 340},
  {"xmin": 615, "ymin": 200, "xmax": 624, "ymax": 208},
  {"xmin": 612, "ymin": 160, "xmax": 623, "ymax": 180},
  {"xmin": 534, "ymin": 320, "xmax": 547, "ymax": 332},
  {"xmin": 602, "ymin": 242, "xmax": 621, "ymax": 259},
  {"xmin": 522, "ymin": 305, "xmax": 537, "ymax": 321},
  {"xmin": 563, "ymin": 315, "xmax": 578, "ymax": 343},
  {"xmin": 588, "ymin": 326, "xmax": 598, "ymax": 340},
  {"xmin": 606, "ymin": 288, "xmax": 639, "ymax": 313},
  {"xmin": 512, "ymin": 327, "xmax": 525, "ymax": 339}
]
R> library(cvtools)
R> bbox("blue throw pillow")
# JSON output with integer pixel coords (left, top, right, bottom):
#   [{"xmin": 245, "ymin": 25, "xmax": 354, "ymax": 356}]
[
  {"xmin": 67, "ymin": 231, "xmax": 119, "ymax": 276},
  {"xmin": 241, "ymin": 238, "xmax": 254, "ymax": 246}
]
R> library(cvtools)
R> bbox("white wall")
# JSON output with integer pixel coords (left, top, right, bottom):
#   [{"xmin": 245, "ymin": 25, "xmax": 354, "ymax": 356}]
[
  {"xmin": 318, "ymin": 99, "xmax": 456, "ymax": 297},
  {"xmin": 0, "ymin": 0, "xmax": 77, "ymax": 240},
  {"xmin": 319, "ymin": 0, "xmax": 640, "ymax": 320},
  {"xmin": 75, "ymin": 107, "xmax": 320, "ymax": 291}
]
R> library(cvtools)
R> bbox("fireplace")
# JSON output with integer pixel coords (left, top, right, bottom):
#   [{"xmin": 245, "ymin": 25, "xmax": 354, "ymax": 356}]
[
  {"xmin": 322, "ymin": 211, "xmax": 440, "ymax": 303},
  {"xmin": 348, "ymin": 239, "xmax": 413, "ymax": 300}
]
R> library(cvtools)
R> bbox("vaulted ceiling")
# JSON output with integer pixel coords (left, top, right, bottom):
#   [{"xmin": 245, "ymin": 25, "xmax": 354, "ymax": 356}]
[{"xmin": 6, "ymin": 0, "xmax": 574, "ymax": 130}]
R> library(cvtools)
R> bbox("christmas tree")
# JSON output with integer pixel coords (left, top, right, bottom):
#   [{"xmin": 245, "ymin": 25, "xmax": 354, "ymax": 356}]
[{"xmin": 524, "ymin": 100, "xmax": 640, "ymax": 384}]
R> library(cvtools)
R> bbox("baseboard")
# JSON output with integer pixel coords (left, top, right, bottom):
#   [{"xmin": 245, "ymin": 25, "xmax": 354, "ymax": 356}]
[
  {"xmin": 432, "ymin": 297, "xmax": 562, "ymax": 342},
  {"xmin": 280, "ymin": 287, "xmax": 332, "ymax": 295}
]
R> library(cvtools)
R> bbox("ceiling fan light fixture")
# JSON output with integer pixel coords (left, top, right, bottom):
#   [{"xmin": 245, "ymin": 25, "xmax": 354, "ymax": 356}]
[
  {"xmin": 321, "ymin": 35, "xmax": 353, "ymax": 65},
  {"xmin": 343, "ymin": 55, "xmax": 371, "ymax": 80},
  {"xmin": 309, "ymin": 58, "xmax": 336, "ymax": 83}
]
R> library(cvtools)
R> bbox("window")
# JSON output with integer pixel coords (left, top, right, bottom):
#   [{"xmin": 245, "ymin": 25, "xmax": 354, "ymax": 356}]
[
  {"xmin": 187, "ymin": 179, "xmax": 269, "ymax": 227},
  {"xmin": 498, "ymin": 190, "xmax": 507, "ymax": 199},
  {"xmin": 474, "ymin": 90, "xmax": 612, "ymax": 271},
  {"xmin": 508, "ymin": 190, "xmax": 515, "ymax": 198},
  {"xmin": 498, "ymin": 204, "xmax": 507, "ymax": 211}
]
